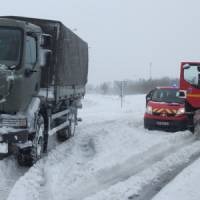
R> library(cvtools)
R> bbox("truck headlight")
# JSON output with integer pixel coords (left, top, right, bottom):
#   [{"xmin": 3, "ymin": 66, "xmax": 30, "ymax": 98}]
[
  {"xmin": 176, "ymin": 108, "xmax": 185, "ymax": 115},
  {"xmin": 0, "ymin": 115, "xmax": 27, "ymax": 128},
  {"xmin": 146, "ymin": 106, "xmax": 153, "ymax": 114}
]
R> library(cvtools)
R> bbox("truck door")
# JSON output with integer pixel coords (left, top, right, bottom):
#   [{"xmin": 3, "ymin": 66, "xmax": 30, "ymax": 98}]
[{"xmin": 20, "ymin": 35, "xmax": 41, "ymax": 110}]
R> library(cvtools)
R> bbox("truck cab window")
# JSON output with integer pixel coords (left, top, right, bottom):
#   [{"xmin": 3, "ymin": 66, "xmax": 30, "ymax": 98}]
[
  {"xmin": 184, "ymin": 66, "xmax": 199, "ymax": 85},
  {"xmin": 25, "ymin": 36, "xmax": 36, "ymax": 65},
  {"xmin": 0, "ymin": 28, "xmax": 22, "ymax": 66}
]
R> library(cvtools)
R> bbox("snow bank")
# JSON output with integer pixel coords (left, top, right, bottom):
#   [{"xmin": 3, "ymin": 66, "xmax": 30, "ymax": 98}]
[{"xmin": 152, "ymin": 154, "xmax": 200, "ymax": 200}]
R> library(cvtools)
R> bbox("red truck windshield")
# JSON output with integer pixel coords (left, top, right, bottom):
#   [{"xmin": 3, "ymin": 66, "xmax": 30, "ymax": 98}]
[
  {"xmin": 152, "ymin": 89, "xmax": 184, "ymax": 104},
  {"xmin": 0, "ymin": 27, "xmax": 22, "ymax": 66},
  {"xmin": 183, "ymin": 64, "xmax": 200, "ymax": 87}
]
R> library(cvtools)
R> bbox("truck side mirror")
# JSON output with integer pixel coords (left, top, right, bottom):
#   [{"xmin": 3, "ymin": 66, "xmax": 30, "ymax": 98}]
[
  {"xmin": 146, "ymin": 90, "xmax": 154, "ymax": 101},
  {"xmin": 183, "ymin": 64, "xmax": 190, "ymax": 69},
  {"xmin": 146, "ymin": 91, "xmax": 153, "ymax": 106},
  {"xmin": 41, "ymin": 34, "xmax": 52, "ymax": 49},
  {"xmin": 146, "ymin": 96, "xmax": 151, "ymax": 101},
  {"xmin": 40, "ymin": 49, "xmax": 52, "ymax": 68}
]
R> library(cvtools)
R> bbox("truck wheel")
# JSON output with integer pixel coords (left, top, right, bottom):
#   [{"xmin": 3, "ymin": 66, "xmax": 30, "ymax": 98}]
[
  {"xmin": 144, "ymin": 121, "xmax": 148, "ymax": 129},
  {"xmin": 17, "ymin": 114, "xmax": 45, "ymax": 166},
  {"xmin": 188, "ymin": 126, "xmax": 194, "ymax": 133},
  {"xmin": 57, "ymin": 113, "xmax": 76, "ymax": 142},
  {"xmin": 144, "ymin": 120, "xmax": 152, "ymax": 130}
]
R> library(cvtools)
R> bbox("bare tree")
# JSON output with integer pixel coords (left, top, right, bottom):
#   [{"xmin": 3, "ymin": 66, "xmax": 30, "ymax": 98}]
[{"xmin": 100, "ymin": 82, "xmax": 109, "ymax": 94}]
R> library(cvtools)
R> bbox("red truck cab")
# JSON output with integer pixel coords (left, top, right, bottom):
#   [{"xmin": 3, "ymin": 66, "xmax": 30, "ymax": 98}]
[
  {"xmin": 179, "ymin": 62, "xmax": 200, "ymax": 132},
  {"xmin": 180, "ymin": 62, "xmax": 200, "ymax": 109},
  {"xmin": 144, "ymin": 87, "xmax": 188, "ymax": 131}
]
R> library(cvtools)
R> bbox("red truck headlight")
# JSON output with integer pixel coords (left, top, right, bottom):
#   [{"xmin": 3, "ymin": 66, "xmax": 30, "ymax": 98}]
[
  {"xmin": 146, "ymin": 106, "xmax": 153, "ymax": 115},
  {"xmin": 176, "ymin": 108, "xmax": 185, "ymax": 115}
]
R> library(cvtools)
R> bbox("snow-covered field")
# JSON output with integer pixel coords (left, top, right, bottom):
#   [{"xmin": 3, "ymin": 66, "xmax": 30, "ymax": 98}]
[{"xmin": 1, "ymin": 94, "xmax": 200, "ymax": 200}]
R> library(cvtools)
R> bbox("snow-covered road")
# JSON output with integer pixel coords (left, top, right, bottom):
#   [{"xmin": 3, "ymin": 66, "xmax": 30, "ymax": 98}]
[{"xmin": 1, "ymin": 94, "xmax": 200, "ymax": 200}]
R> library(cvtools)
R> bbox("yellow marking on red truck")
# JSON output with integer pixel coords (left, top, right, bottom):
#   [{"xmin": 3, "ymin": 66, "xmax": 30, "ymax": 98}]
[{"xmin": 187, "ymin": 94, "xmax": 200, "ymax": 98}]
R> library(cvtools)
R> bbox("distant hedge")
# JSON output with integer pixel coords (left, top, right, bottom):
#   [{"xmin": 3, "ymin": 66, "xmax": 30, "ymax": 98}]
[{"xmin": 87, "ymin": 77, "xmax": 179, "ymax": 95}]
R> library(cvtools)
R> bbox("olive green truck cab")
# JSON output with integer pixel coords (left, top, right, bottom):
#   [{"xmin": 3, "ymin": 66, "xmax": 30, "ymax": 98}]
[{"xmin": 0, "ymin": 16, "xmax": 88, "ymax": 166}]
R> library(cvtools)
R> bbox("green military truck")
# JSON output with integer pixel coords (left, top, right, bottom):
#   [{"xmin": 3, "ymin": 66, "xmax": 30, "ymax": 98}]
[{"xmin": 0, "ymin": 16, "xmax": 88, "ymax": 166}]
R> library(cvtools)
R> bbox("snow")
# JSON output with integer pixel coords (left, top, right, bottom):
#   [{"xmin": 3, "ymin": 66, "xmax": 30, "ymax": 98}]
[
  {"xmin": 0, "ymin": 127, "xmax": 26, "ymax": 134},
  {"xmin": 25, "ymin": 97, "xmax": 40, "ymax": 129},
  {"xmin": 38, "ymin": 88, "xmax": 54, "ymax": 100},
  {"xmin": 0, "ymin": 143, "xmax": 8, "ymax": 153},
  {"xmin": 1, "ymin": 94, "xmax": 200, "ymax": 200},
  {"xmin": 152, "ymin": 152, "xmax": 200, "ymax": 200}
]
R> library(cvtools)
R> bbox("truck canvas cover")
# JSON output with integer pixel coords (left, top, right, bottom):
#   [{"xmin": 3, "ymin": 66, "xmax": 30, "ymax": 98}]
[{"xmin": 0, "ymin": 16, "xmax": 88, "ymax": 88}]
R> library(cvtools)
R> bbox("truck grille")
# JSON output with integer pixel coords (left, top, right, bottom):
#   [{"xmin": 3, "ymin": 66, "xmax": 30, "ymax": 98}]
[
  {"xmin": 0, "ymin": 115, "xmax": 27, "ymax": 128},
  {"xmin": 153, "ymin": 112, "xmax": 176, "ymax": 117}
]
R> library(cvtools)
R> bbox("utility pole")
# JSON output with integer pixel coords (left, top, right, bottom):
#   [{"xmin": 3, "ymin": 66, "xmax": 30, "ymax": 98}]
[
  {"xmin": 149, "ymin": 62, "xmax": 152, "ymax": 80},
  {"xmin": 120, "ymin": 81, "xmax": 124, "ymax": 108}
]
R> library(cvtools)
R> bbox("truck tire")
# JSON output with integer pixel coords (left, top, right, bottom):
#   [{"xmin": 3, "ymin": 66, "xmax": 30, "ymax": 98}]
[
  {"xmin": 144, "ymin": 121, "xmax": 148, "ymax": 129},
  {"xmin": 17, "ymin": 114, "xmax": 45, "ymax": 166},
  {"xmin": 57, "ymin": 112, "xmax": 76, "ymax": 142},
  {"xmin": 188, "ymin": 126, "xmax": 194, "ymax": 133},
  {"xmin": 144, "ymin": 120, "xmax": 152, "ymax": 130}
]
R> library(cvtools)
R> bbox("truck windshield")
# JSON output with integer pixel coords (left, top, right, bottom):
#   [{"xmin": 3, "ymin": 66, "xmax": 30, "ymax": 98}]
[
  {"xmin": 152, "ymin": 89, "xmax": 184, "ymax": 104},
  {"xmin": 0, "ymin": 28, "xmax": 22, "ymax": 67},
  {"xmin": 183, "ymin": 64, "xmax": 200, "ymax": 87}
]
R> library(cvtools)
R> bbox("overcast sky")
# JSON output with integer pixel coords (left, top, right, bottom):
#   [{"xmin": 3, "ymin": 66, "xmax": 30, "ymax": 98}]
[{"xmin": 1, "ymin": 0, "xmax": 200, "ymax": 84}]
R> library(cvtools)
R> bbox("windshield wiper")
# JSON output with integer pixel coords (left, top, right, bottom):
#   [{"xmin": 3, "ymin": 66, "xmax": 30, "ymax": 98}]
[
  {"xmin": 8, "ymin": 65, "xmax": 16, "ymax": 70},
  {"xmin": 0, "ymin": 64, "xmax": 16, "ymax": 70}
]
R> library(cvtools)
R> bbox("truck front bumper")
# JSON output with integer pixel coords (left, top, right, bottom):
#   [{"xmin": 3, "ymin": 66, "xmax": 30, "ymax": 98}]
[
  {"xmin": 0, "ymin": 128, "xmax": 35, "ymax": 153},
  {"xmin": 0, "ymin": 128, "xmax": 34, "ymax": 155},
  {"xmin": 144, "ymin": 115, "xmax": 188, "ymax": 131},
  {"xmin": 0, "ymin": 129, "xmax": 31, "ymax": 143}
]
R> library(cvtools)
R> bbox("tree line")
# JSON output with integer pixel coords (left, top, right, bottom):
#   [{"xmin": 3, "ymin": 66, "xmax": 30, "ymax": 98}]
[{"xmin": 87, "ymin": 77, "xmax": 179, "ymax": 95}]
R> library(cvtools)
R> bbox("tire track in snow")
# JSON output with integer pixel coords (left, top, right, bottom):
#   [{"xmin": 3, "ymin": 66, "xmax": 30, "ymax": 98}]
[
  {"xmin": 127, "ymin": 150, "xmax": 200, "ymax": 200},
  {"xmin": 97, "ymin": 135, "xmax": 194, "ymax": 187},
  {"xmin": 63, "ymin": 134, "xmax": 196, "ymax": 200},
  {"xmin": 79, "ymin": 136, "xmax": 96, "ymax": 158},
  {"xmin": 84, "ymin": 140, "xmax": 200, "ymax": 200}
]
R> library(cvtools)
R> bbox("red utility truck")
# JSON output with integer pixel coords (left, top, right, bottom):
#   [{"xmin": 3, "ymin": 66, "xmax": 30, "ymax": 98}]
[
  {"xmin": 179, "ymin": 62, "xmax": 200, "ymax": 134},
  {"xmin": 144, "ymin": 87, "xmax": 188, "ymax": 131}
]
